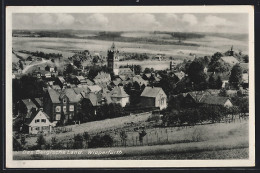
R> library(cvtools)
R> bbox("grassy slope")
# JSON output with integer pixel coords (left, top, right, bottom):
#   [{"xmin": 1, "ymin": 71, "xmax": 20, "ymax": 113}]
[{"xmin": 13, "ymin": 136, "xmax": 248, "ymax": 160}]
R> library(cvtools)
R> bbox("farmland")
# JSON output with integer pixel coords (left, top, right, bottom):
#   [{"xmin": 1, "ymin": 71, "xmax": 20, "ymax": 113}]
[{"xmin": 12, "ymin": 30, "xmax": 248, "ymax": 71}]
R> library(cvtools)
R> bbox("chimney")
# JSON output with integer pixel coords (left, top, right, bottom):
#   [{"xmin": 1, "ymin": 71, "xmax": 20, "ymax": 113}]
[{"xmin": 28, "ymin": 99, "xmax": 31, "ymax": 102}]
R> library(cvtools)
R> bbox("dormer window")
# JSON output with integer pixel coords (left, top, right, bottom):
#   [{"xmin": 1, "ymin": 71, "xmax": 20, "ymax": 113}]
[{"xmin": 63, "ymin": 98, "xmax": 67, "ymax": 103}]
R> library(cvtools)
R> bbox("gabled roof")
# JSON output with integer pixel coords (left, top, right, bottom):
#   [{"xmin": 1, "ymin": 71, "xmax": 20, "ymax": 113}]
[
  {"xmin": 220, "ymin": 56, "xmax": 239, "ymax": 65},
  {"xmin": 21, "ymin": 99, "xmax": 37, "ymax": 110},
  {"xmin": 25, "ymin": 110, "xmax": 51, "ymax": 125},
  {"xmin": 76, "ymin": 76, "xmax": 85, "ymax": 81},
  {"xmin": 58, "ymin": 76, "xmax": 65, "ymax": 83},
  {"xmin": 34, "ymin": 98, "xmax": 43, "ymax": 108},
  {"xmin": 64, "ymin": 88, "xmax": 82, "ymax": 102},
  {"xmin": 51, "ymin": 85, "xmax": 61, "ymax": 90},
  {"xmin": 88, "ymin": 85, "xmax": 102, "ymax": 93},
  {"xmin": 199, "ymin": 96, "xmax": 231, "ymax": 106},
  {"xmin": 47, "ymin": 88, "xmax": 60, "ymax": 103},
  {"xmin": 110, "ymin": 86, "xmax": 129, "ymax": 98},
  {"xmin": 141, "ymin": 87, "xmax": 165, "ymax": 98},
  {"xmin": 118, "ymin": 68, "xmax": 134, "ymax": 75}
]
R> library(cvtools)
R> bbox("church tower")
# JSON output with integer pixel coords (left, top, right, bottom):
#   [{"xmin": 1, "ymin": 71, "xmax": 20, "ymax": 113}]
[{"xmin": 107, "ymin": 42, "xmax": 119, "ymax": 75}]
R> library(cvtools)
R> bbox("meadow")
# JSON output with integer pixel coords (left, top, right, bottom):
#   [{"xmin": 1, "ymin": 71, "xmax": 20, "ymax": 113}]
[{"xmin": 13, "ymin": 120, "xmax": 249, "ymax": 160}]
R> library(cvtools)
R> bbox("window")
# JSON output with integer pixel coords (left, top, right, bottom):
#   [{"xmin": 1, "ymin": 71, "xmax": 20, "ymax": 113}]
[
  {"xmin": 69, "ymin": 105, "xmax": 74, "ymax": 111},
  {"xmin": 69, "ymin": 113, "xmax": 73, "ymax": 119},
  {"xmin": 63, "ymin": 98, "xmax": 67, "ymax": 103},
  {"xmin": 35, "ymin": 127, "xmax": 39, "ymax": 130},
  {"xmin": 35, "ymin": 119, "xmax": 40, "ymax": 123},
  {"xmin": 42, "ymin": 126, "xmax": 49, "ymax": 130},
  {"xmin": 56, "ymin": 106, "xmax": 61, "ymax": 112},
  {"xmin": 56, "ymin": 114, "xmax": 61, "ymax": 120},
  {"xmin": 41, "ymin": 119, "xmax": 46, "ymax": 123},
  {"xmin": 63, "ymin": 106, "xmax": 67, "ymax": 113}
]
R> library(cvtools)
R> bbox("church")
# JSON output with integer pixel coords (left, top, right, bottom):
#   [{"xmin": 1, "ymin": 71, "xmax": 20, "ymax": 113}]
[{"xmin": 107, "ymin": 42, "xmax": 120, "ymax": 75}]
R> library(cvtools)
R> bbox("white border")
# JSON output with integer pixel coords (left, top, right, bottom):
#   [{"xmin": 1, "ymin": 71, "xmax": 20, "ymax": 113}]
[{"xmin": 5, "ymin": 6, "xmax": 255, "ymax": 168}]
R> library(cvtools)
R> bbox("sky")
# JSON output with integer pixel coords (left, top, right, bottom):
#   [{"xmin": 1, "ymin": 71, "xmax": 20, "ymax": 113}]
[{"xmin": 12, "ymin": 13, "xmax": 249, "ymax": 34}]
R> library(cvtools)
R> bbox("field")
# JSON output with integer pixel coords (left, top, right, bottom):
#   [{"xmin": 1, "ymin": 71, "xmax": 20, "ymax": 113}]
[
  {"xmin": 19, "ymin": 110, "xmax": 249, "ymax": 160},
  {"xmin": 12, "ymin": 30, "xmax": 248, "ymax": 70},
  {"xmin": 13, "ymin": 128, "xmax": 248, "ymax": 160}
]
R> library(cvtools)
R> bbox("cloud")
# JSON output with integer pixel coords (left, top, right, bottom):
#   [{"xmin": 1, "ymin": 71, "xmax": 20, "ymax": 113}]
[
  {"xmin": 127, "ymin": 14, "xmax": 160, "ymax": 30},
  {"xmin": 203, "ymin": 15, "xmax": 233, "ymax": 26},
  {"xmin": 34, "ymin": 14, "xmax": 55, "ymax": 25},
  {"xmin": 165, "ymin": 14, "xmax": 178, "ymax": 21},
  {"xmin": 85, "ymin": 14, "xmax": 109, "ymax": 27},
  {"xmin": 56, "ymin": 14, "xmax": 75, "ymax": 25},
  {"xmin": 182, "ymin": 14, "xmax": 197, "ymax": 25}
]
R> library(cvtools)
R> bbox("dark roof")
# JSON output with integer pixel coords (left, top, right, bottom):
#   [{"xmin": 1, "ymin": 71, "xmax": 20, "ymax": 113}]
[
  {"xmin": 110, "ymin": 86, "xmax": 129, "ymax": 98},
  {"xmin": 34, "ymin": 98, "xmax": 43, "ymax": 107},
  {"xmin": 21, "ymin": 99, "xmax": 37, "ymax": 110},
  {"xmin": 64, "ymin": 88, "xmax": 81, "ymax": 102},
  {"xmin": 200, "ymin": 96, "xmax": 231, "ymax": 106},
  {"xmin": 47, "ymin": 87, "xmax": 81, "ymax": 103},
  {"xmin": 141, "ymin": 87, "xmax": 165, "ymax": 98}
]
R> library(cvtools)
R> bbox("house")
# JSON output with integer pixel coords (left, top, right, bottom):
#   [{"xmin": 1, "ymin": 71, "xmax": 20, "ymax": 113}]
[
  {"xmin": 184, "ymin": 91, "xmax": 233, "ymax": 108},
  {"xmin": 199, "ymin": 96, "xmax": 233, "ymax": 108},
  {"xmin": 174, "ymin": 71, "xmax": 185, "ymax": 81},
  {"xmin": 43, "ymin": 88, "xmax": 81, "ymax": 124},
  {"xmin": 240, "ymin": 63, "xmax": 249, "ymax": 73},
  {"xmin": 88, "ymin": 85, "xmax": 102, "ymax": 93},
  {"xmin": 220, "ymin": 56, "xmax": 239, "ymax": 66},
  {"xmin": 56, "ymin": 76, "xmax": 66, "ymax": 89},
  {"xmin": 242, "ymin": 73, "xmax": 249, "ymax": 88},
  {"xmin": 208, "ymin": 72, "xmax": 230, "ymax": 89},
  {"xmin": 76, "ymin": 76, "xmax": 88, "ymax": 85},
  {"xmin": 94, "ymin": 72, "xmax": 111, "ymax": 85},
  {"xmin": 18, "ymin": 99, "xmax": 40, "ymax": 117},
  {"xmin": 118, "ymin": 68, "xmax": 134, "ymax": 76},
  {"xmin": 132, "ymin": 75, "xmax": 148, "ymax": 87},
  {"xmin": 25, "ymin": 110, "xmax": 54, "ymax": 134},
  {"xmin": 110, "ymin": 86, "xmax": 129, "ymax": 107},
  {"xmin": 140, "ymin": 87, "xmax": 167, "ymax": 110}
]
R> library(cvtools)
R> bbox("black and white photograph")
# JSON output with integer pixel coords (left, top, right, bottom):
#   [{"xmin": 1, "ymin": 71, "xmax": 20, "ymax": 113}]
[{"xmin": 5, "ymin": 6, "xmax": 255, "ymax": 167}]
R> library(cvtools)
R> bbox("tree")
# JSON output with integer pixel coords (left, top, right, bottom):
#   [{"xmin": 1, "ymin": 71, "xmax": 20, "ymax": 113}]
[
  {"xmin": 83, "ymin": 132, "xmax": 90, "ymax": 148},
  {"xmin": 92, "ymin": 56, "xmax": 99, "ymax": 64},
  {"xmin": 229, "ymin": 64, "xmax": 243, "ymax": 89},
  {"xmin": 36, "ymin": 134, "xmax": 46, "ymax": 149},
  {"xmin": 120, "ymin": 131, "xmax": 128, "ymax": 147},
  {"xmin": 73, "ymin": 134, "xmax": 84, "ymax": 149},
  {"xmin": 187, "ymin": 60, "xmax": 207, "ymax": 84},
  {"xmin": 243, "ymin": 55, "xmax": 249, "ymax": 63},
  {"xmin": 64, "ymin": 64, "xmax": 75, "ymax": 75},
  {"xmin": 101, "ymin": 134, "xmax": 113, "ymax": 147},
  {"xmin": 216, "ymin": 76, "xmax": 223, "ymax": 89},
  {"xmin": 219, "ymin": 88, "xmax": 228, "ymax": 97},
  {"xmin": 45, "ymin": 65, "xmax": 50, "ymax": 71},
  {"xmin": 13, "ymin": 137, "xmax": 22, "ymax": 151},
  {"xmin": 133, "ymin": 65, "xmax": 142, "ymax": 75},
  {"xmin": 77, "ymin": 98, "xmax": 94, "ymax": 122},
  {"xmin": 143, "ymin": 68, "xmax": 154, "ymax": 73}
]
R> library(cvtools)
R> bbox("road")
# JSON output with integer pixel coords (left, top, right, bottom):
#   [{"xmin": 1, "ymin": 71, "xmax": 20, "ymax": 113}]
[{"xmin": 22, "ymin": 59, "xmax": 48, "ymax": 73}]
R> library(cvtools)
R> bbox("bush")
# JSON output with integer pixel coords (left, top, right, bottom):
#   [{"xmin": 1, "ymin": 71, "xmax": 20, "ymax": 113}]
[
  {"xmin": 73, "ymin": 134, "xmax": 84, "ymax": 149},
  {"xmin": 36, "ymin": 134, "xmax": 46, "ymax": 149},
  {"xmin": 88, "ymin": 134, "xmax": 114, "ymax": 148}
]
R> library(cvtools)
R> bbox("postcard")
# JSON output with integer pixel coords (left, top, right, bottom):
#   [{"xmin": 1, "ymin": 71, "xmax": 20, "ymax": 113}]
[{"xmin": 5, "ymin": 6, "xmax": 255, "ymax": 168}]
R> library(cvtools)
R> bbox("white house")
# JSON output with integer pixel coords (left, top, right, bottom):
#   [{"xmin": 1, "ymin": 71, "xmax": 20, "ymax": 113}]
[
  {"xmin": 110, "ymin": 86, "xmax": 129, "ymax": 107},
  {"xmin": 25, "ymin": 110, "xmax": 54, "ymax": 134}
]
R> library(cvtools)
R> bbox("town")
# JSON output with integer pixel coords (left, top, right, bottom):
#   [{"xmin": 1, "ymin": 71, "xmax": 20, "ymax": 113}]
[{"xmin": 12, "ymin": 40, "xmax": 249, "ymax": 158}]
